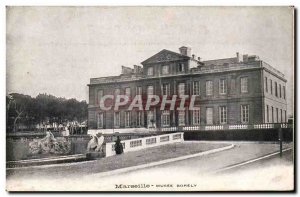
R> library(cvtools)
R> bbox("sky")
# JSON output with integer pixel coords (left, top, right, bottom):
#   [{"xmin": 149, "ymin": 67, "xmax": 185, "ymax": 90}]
[{"xmin": 6, "ymin": 6, "xmax": 294, "ymax": 115}]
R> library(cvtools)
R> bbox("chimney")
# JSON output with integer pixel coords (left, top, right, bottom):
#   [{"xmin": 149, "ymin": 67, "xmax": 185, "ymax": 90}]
[
  {"xmin": 236, "ymin": 52, "xmax": 243, "ymax": 62},
  {"xmin": 179, "ymin": 46, "xmax": 191, "ymax": 57},
  {"xmin": 198, "ymin": 57, "xmax": 201, "ymax": 61},
  {"xmin": 243, "ymin": 54, "xmax": 248, "ymax": 62},
  {"xmin": 121, "ymin": 66, "xmax": 125, "ymax": 74},
  {"xmin": 192, "ymin": 54, "xmax": 195, "ymax": 59}
]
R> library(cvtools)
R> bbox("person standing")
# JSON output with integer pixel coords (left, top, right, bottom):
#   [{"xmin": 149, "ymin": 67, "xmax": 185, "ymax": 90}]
[{"xmin": 115, "ymin": 136, "xmax": 123, "ymax": 155}]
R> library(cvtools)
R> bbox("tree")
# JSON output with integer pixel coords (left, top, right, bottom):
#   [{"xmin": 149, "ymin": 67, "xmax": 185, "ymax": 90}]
[{"xmin": 6, "ymin": 93, "xmax": 88, "ymax": 133}]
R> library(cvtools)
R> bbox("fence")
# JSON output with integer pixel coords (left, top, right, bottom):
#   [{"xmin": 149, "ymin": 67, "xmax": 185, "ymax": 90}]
[
  {"xmin": 105, "ymin": 132, "xmax": 184, "ymax": 157},
  {"xmin": 148, "ymin": 123, "xmax": 292, "ymax": 132}
]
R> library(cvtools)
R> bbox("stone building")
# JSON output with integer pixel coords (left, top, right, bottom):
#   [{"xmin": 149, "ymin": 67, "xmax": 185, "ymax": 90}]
[{"xmin": 87, "ymin": 46, "xmax": 287, "ymax": 130}]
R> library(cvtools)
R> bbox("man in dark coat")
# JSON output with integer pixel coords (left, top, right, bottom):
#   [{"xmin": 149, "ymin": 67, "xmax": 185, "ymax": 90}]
[{"xmin": 115, "ymin": 136, "xmax": 123, "ymax": 154}]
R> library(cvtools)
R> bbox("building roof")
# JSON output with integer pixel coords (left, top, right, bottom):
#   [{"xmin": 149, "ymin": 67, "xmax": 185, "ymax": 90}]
[{"xmin": 141, "ymin": 49, "xmax": 190, "ymax": 65}]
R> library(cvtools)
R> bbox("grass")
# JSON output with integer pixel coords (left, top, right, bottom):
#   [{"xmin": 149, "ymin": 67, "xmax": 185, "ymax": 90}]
[{"xmin": 7, "ymin": 142, "xmax": 230, "ymax": 179}]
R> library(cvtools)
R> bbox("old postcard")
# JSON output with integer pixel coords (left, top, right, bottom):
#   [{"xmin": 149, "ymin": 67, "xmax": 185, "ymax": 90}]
[{"xmin": 6, "ymin": 6, "xmax": 294, "ymax": 191}]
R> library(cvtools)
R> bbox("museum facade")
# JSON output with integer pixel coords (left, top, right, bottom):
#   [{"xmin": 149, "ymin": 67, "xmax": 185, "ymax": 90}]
[{"xmin": 87, "ymin": 46, "xmax": 287, "ymax": 130}]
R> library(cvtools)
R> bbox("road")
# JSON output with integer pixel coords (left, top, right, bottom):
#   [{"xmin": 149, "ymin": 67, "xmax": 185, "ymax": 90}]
[{"xmin": 6, "ymin": 142, "xmax": 294, "ymax": 191}]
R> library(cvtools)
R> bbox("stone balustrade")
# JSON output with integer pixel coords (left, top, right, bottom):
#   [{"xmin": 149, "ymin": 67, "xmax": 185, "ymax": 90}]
[{"xmin": 105, "ymin": 132, "xmax": 184, "ymax": 157}]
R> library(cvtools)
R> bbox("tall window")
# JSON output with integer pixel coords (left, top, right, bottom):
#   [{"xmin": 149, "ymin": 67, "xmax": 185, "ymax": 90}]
[
  {"xmin": 114, "ymin": 112, "xmax": 120, "ymax": 127},
  {"xmin": 178, "ymin": 63, "xmax": 185, "ymax": 72},
  {"xmin": 271, "ymin": 107, "xmax": 274, "ymax": 123},
  {"xmin": 266, "ymin": 105, "xmax": 269, "ymax": 123},
  {"xmin": 136, "ymin": 111, "xmax": 143, "ymax": 127},
  {"xmin": 136, "ymin": 86, "xmax": 142, "ymax": 95},
  {"xmin": 147, "ymin": 67, "xmax": 154, "ymax": 76},
  {"xmin": 276, "ymin": 108, "xmax": 279, "ymax": 123},
  {"xmin": 206, "ymin": 80, "xmax": 213, "ymax": 96},
  {"xmin": 162, "ymin": 83, "xmax": 170, "ymax": 96},
  {"xmin": 193, "ymin": 109, "xmax": 200, "ymax": 125},
  {"xmin": 219, "ymin": 79, "xmax": 226, "ymax": 95},
  {"xmin": 97, "ymin": 113, "xmax": 104, "ymax": 128},
  {"xmin": 147, "ymin": 110, "xmax": 155, "ymax": 126},
  {"xmin": 265, "ymin": 77, "xmax": 268, "ymax": 93},
  {"xmin": 280, "ymin": 109, "xmax": 282, "ymax": 123},
  {"xmin": 125, "ymin": 87, "xmax": 131, "ymax": 97},
  {"xmin": 241, "ymin": 77, "xmax": 248, "ymax": 93},
  {"xmin": 147, "ymin": 85, "xmax": 154, "ymax": 95},
  {"xmin": 97, "ymin": 90, "xmax": 103, "ymax": 105},
  {"xmin": 275, "ymin": 82, "xmax": 278, "ymax": 97},
  {"xmin": 125, "ymin": 111, "xmax": 131, "ymax": 127},
  {"xmin": 283, "ymin": 86, "xmax": 286, "ymax": 99},
  {"xmin": 241, "ymin": 105, "xmax": 249, "ymax": 123},
  {"xmin": 193, "ymin": 81, "xmax": 200, "ymax": 95},
  {"xmin": 279, "ymin": 84, "xmax": 282, "ymax": 98},
  {"xmin": 206, "ymin": 107, "xmax": 213, "ymax": 125},
  {"xmin": 178, "ymin": 110, "xmax": 185, "ymax": 126},
  {"xmin": 270, "ymin": 79, "xmax": 273, "ymax": 94},
  {"xmin": 219, "ymin": 106, "xmax": 227, "ymax": 124},
  {"xmin": 284, "ymin": 110, "xmax": 287, "ymax": 122},
  {"xmin": 162, "ymin": 65, "xmax": 169, "ymax": 75},
  {"xmin": 178, "ymin": 83, "xmax": 185, "ymax": 96},
  {"xmin": 114, "ymin": 88, "xmax": 120, "ymax": 96},
  {"xmin": 161, "ymin": 110, "xmax": 170, "ymax": 127}
]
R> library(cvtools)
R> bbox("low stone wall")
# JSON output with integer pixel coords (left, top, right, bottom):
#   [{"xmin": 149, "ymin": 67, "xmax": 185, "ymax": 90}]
[
  {"xmin": 105, "ymin": 132, "xmax": 184, "ymax": 157},
  {"xmin": 6, "ymin": 132, "xmax": 167, "ymax": 161}
]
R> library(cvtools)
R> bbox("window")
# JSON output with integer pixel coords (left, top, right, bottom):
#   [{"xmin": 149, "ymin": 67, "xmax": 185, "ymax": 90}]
[
  {"xmin": 219, "ymin": 79, "xmax": 227, "ymax": 95},
  {"xmin": 206, "ymin": 107, "xmax": 213, "ymax": 125},
  {"xmin": 279, "ymin": 84, "xmax": 282, "ymax": 98},
  {"xmin": 114, "ymin": 112, "xmax": 120, "ymax": 127},
  {"xmin": 162, "ymin": 83, "xmax": 170, "ymax": 96},
  {"xmin": 241, "ymin": 77, "xmax": 248, "ymax": 93},
  {"xmin": 241, "ymin": 105, "xmax": 249, "ymax": 123},
  {"xmin": 178, "ymin": 63, "xmax": 185, "ymax": 72},
  {"xmin": 266, "ymin": 105, "xmax": 269, "ymax": 123},
  {"xmin": 162, "ymin": 65, "xmax": 169, "ymax": 75},
  {"xmin": 271, "ymin": 107, "xmax": 274, "ymax": 123},
  {"xmin": 280, "ymin": 109, "xmax": 282, "ymax": 123},
  {"xmin": 136, "ymin": 111, "xmax": 143, "ymax": 127},
  {"xmin": 206, "ymin": 81, "xmax": 213, "ymax": 96},
  {"xmin": 125, "ymin": 87, "xmax": 131, "ymax": 97},
  {"xmin": 219, "ymin": 106, "xmax": 227, "ymax": 124},
  {"xmin": 284, "ymin": 110, "xmax": 287, "ymax": 122},
  {"xmin": 161, "ymin": 110, "xmax": 170, "ymax": 127},
  {"xmin": 276, "ymin": 108, "xmax": 278, "ymax": 123},
  {"xmin": 283, "ymin": 86, "xmax": 286, "ymax": 99},
  {"xmin": 265, "ymin": 77, "xmax": 268, "ymax": 93},
  {"xmin": 193, "ymin": 81, "xmax": 200, "ymax": 95},
  {"xmin": 147, "ymin": 85, "xmax": 154, "ymax": 95},
  {"xmin": 124, "ymin": 111, "xmax": 131, "ymax": 127},
  {"xmin": 270, "ymin": 79, "xmax": 273, "ymax": 94},
  {"xmin": 97, "ymin": 113, "xmax": 104, "ymax": 128},
  {"xmin": 178, "ymin": 83, "xmax": 185, "ymax": 96},
  {"xmin": 136, "ymin": 86, "xmax": 142, "ymax": 95},
  {"xmin": 97, "ymin": 90, "xmax": 103, "ymax": 105},
  {"xmin": 147, "ymin": 67, "xmax": 154, "ymax": 76},
  {"xmin": 192, "ymin": 109, "xmax": 200, "ymax": 125},
  {"xmin": 178, "ymin": 110, "xmax": 185, "ymax": 126},
  {"xmin": 147, "ymin": 110, "xmax": 155, "ymax": 126},
  {"xmin": 275, "ymin": 82, "xmax": 278, "ymax": 97},
  {"xmin": 114, "ymin": 88, "xmax": 120, "ymax": 96}
]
